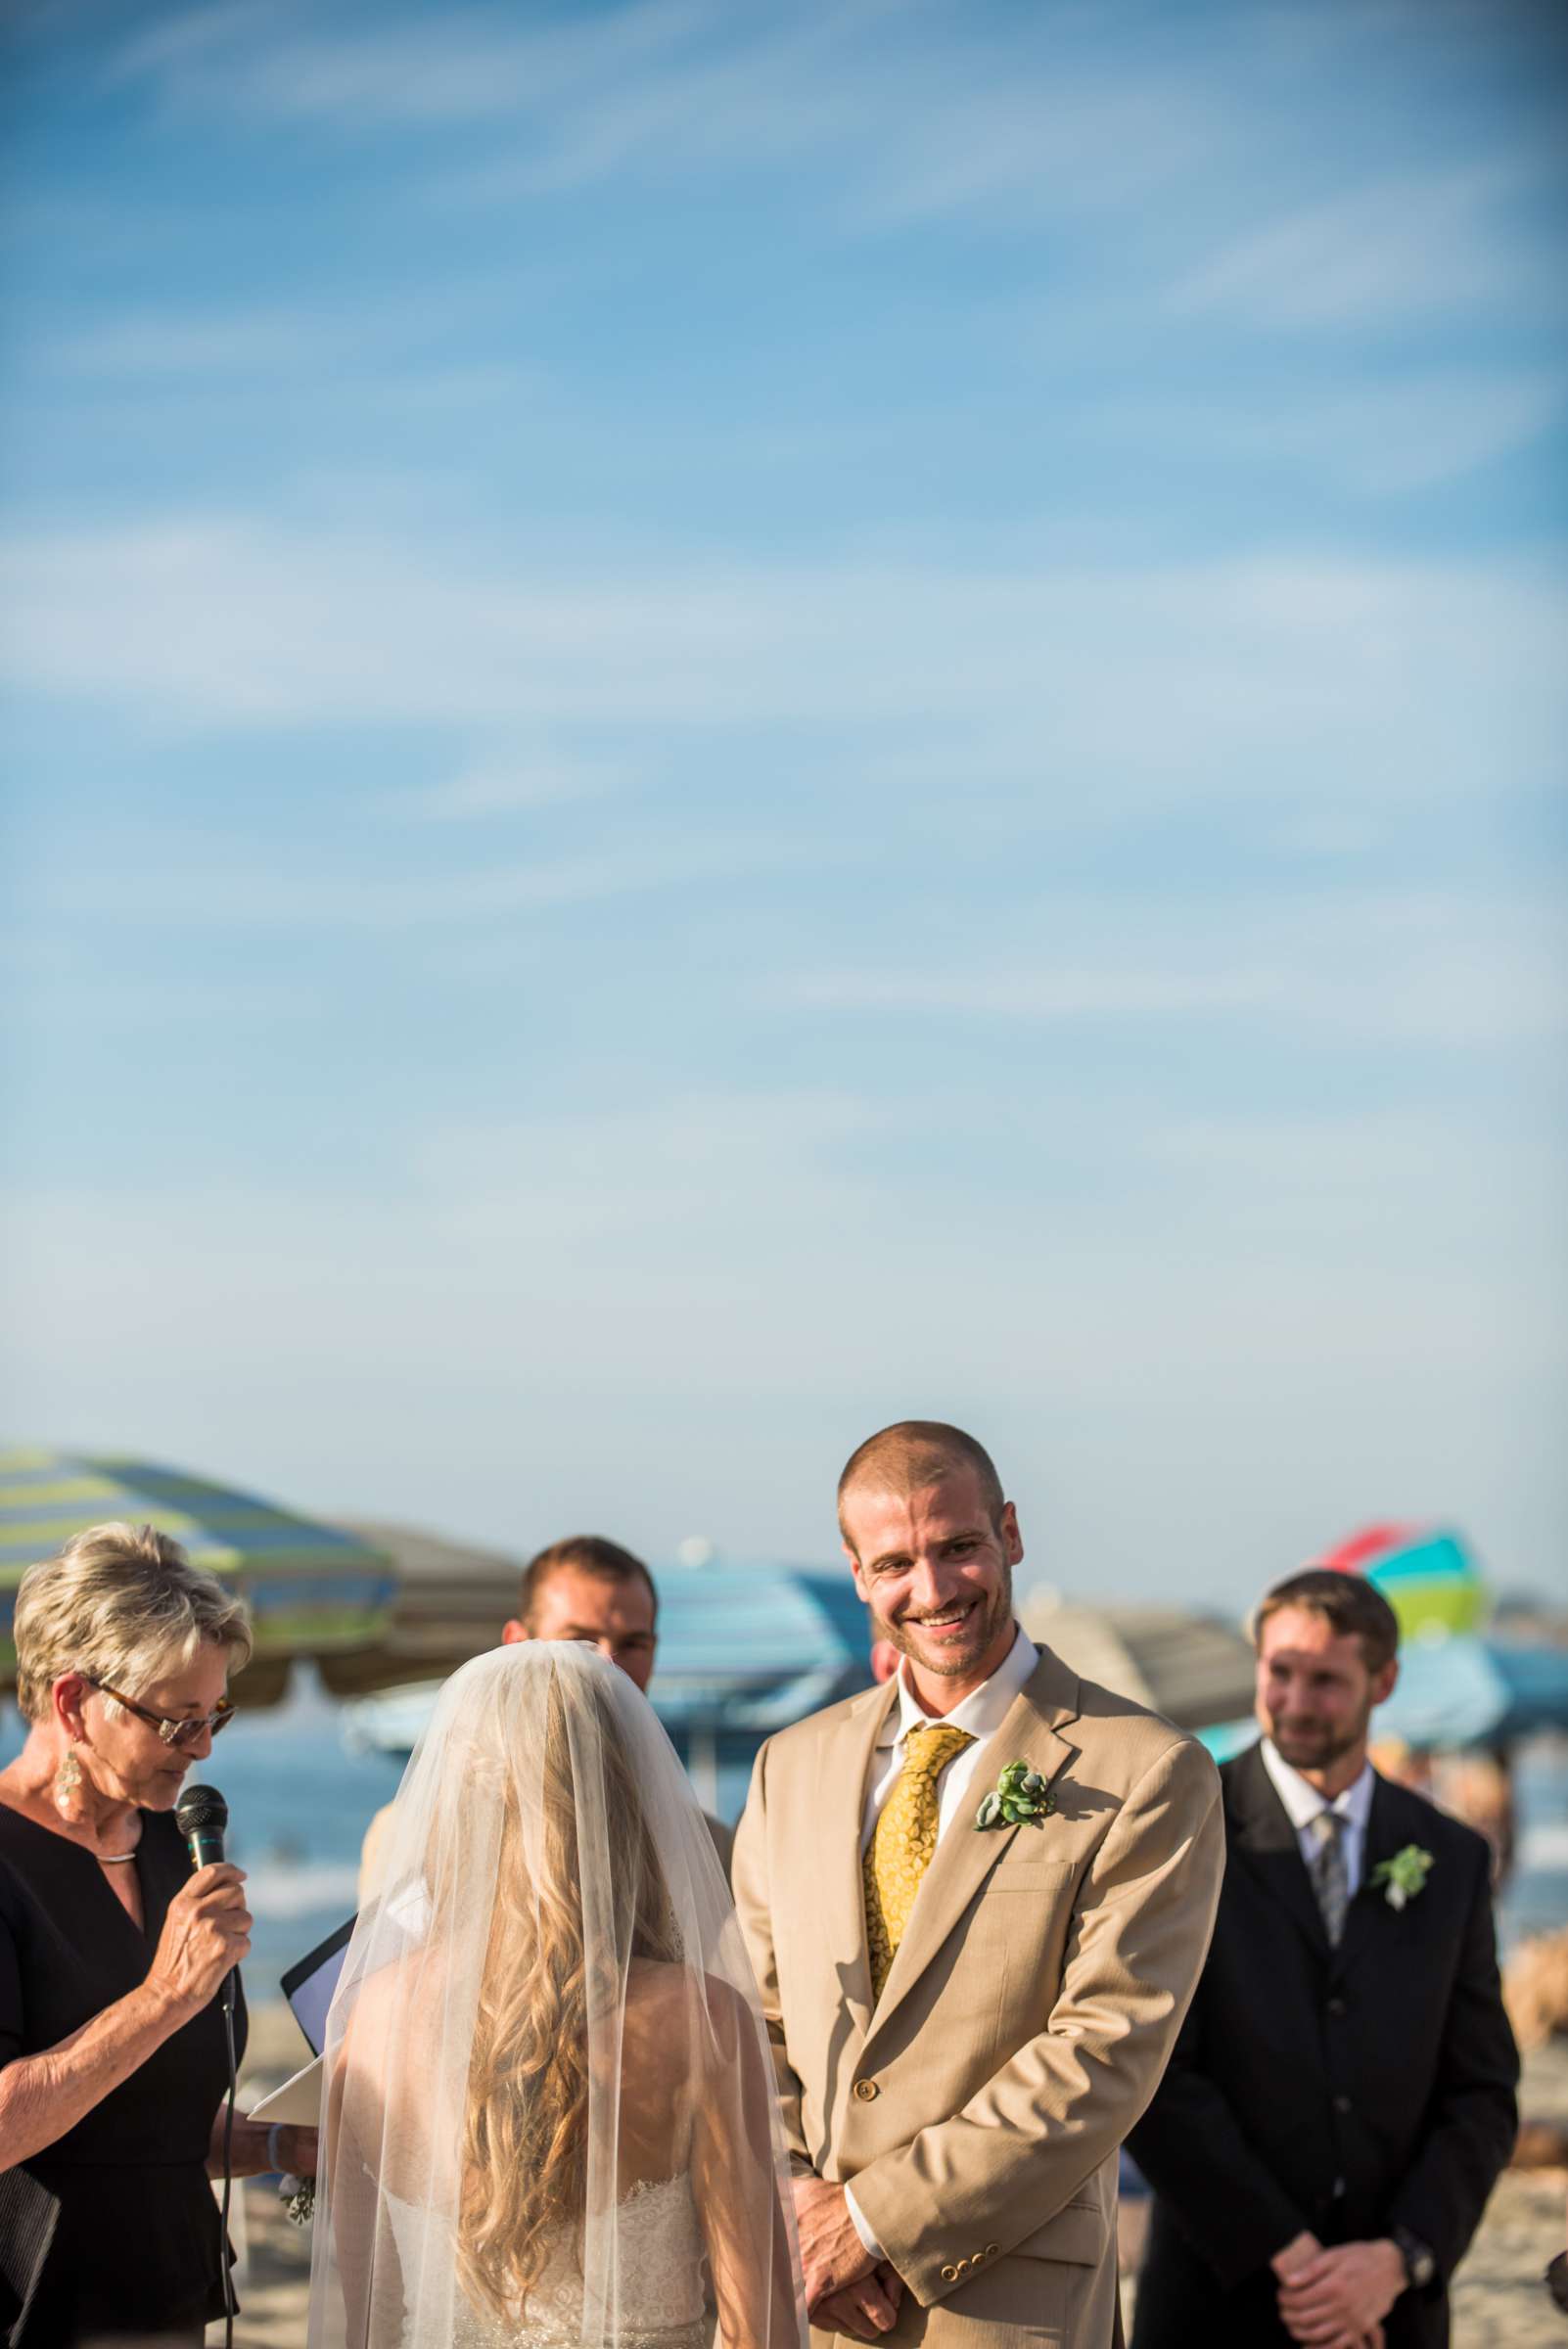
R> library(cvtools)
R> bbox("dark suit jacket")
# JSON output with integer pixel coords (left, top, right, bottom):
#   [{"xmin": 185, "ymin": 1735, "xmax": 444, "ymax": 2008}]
[{"xmin": 1129, "ymin": 1742, "xmax": 1518, "ymax": 2349}]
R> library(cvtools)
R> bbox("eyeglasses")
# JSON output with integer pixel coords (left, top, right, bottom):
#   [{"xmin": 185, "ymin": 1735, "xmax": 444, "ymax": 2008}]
[{"xmin": 82, "ymin": 1680, "xmax": 236, "ymax": 1750}]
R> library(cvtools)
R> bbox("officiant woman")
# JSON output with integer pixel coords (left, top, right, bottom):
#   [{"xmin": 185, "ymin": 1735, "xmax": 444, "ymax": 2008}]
[{"xmin": 0, "ymin": 1521, "xmax": 315, "ymax": 2346}]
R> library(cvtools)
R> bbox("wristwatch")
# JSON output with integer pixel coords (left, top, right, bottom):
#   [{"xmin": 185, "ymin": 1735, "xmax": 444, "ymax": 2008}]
[{"xmin": 1391, "ymin": 2228, "xmax": 1436, "ymax": 2291}]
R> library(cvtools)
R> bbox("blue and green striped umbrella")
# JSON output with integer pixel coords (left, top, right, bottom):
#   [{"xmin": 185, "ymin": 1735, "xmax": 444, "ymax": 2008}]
[{"xmin": 0, "ymin": 1448, "xmax": 395, "ymax": 1686}]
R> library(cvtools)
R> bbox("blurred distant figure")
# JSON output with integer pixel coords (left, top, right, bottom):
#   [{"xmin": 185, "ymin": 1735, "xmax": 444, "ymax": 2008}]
[
  {"xmin": 1367, "ymin": 1736, "xmax": 1432, "ymax": 1798},
  {"xmin": 869, "ymin": 1636, "xmax": 900, "ymax": 1683},
  {"xmin": 1130, "ymin": 1569, "xmax": 1518, "ymax": 2349},
  {"xmin": 1432, "ymin": 1747, "xmax": 1516, "ymax": 1890},
  {"xmin": 359, "ymin": 1535, "xmax": 733, "ymax": 1893},
  {"xmin": 1546, "ymin": 2188, "xmax": 1568, "ymax": 2318}
]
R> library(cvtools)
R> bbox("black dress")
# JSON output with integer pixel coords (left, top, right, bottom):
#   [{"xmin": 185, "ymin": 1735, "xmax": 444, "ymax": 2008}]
[{"xmin": 0, "ymin": 1803, "xmax": 248, "ymax": 2346}]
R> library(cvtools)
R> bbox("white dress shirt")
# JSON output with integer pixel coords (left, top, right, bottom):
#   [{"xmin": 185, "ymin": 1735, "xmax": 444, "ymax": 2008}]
[
  {"xmin": 860, "ymin": 1624, "xmax": 1040, "ymax": 1852},
  {"xmin": 1260, "ymin": 1736, "xmax": 1375, "ymax": 1897},
  {"xmin": 846, "ymin": 1626, "xmax": 1039, "ymax": 2264}
]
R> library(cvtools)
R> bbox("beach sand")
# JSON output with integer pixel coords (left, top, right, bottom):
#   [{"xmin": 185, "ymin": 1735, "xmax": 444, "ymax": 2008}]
[{"xmin": 211, "ymin": 2005, "xmax": 1568, "ymax": 2346}]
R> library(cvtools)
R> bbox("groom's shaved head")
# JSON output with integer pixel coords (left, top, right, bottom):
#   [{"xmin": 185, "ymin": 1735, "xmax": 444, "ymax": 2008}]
[{"xmin": 837, "ymin": 1420, "xmax": 1005, "ymax": 1552}]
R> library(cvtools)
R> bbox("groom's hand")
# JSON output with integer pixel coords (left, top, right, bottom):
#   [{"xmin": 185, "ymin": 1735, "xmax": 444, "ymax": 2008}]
[
  {"xmin": 792, "ymin": 2176, "xmax": 876, "ymax": 2309},
  {"xmin": 815, "ymin": 2264, "xmax": 902, "ymax": 2340}
]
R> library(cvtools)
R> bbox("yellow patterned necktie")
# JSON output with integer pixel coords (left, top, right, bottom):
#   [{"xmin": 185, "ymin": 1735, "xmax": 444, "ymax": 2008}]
[{"xmin": 863, "ymin": 1724, "xmax": 977, "ymax": 2002}]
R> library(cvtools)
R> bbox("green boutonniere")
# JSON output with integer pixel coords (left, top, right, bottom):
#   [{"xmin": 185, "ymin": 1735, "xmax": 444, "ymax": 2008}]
[
  {"xmin": 1371, "ymin": 1844, "xmax": 1434, "ymax": 1911},
  {"xmin": 976, "ymin": 1759, "xmax": 1056, "ymax": 1831}
]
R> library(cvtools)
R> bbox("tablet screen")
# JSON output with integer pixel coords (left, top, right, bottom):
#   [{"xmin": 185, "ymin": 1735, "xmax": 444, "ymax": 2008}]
[{"xmin": 280, "ymin": 1914, "xmax": 355, "ymax": 2055}]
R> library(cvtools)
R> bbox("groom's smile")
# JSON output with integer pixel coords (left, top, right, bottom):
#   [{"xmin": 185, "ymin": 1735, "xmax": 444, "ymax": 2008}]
[{"xmin": 842, "ymin": 1463, "xmax": 1023, "ymax": 1711}]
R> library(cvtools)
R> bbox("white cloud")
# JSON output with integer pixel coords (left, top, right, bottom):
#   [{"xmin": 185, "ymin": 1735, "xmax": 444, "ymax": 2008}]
[
  {"xmin": 1092, "ymin": 369, "xmax": 1568, "ymax": 497},
  {"xmin": 111, "ymin": 0, "xmax": 714, "ymax": 126},
  {"xmin": 1170, "ymin": 164, "xmax": 1561, "ymax": 329},
  {"xmin": 783, "ymin": 888, "xmax": 1568, "ymax": 1051},
  {"xmin": 108, "ymin": 0, "xmax": 1224, "ymax": 228},
  {"xmin": 45, "ymin": 307, "xmax": 322, "ymax": 379},
  {"xmin": 392, "ymin": 751, "xmax": 624, "ymax": 822},
  {"xmin": 36, "ymin": 840, "xmax": 767, "ymax": 930},
  {"xmin": 788, "ymin": 965, "xmax": 1277, "ymax": 1022},
  {"xmin": 3, "ymin": 519, "xmax": 1564, "ymax": 821}
]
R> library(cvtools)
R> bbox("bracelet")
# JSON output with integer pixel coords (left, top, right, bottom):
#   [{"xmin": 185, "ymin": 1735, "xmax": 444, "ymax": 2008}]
[{"xmin": 266, "ymin": 2121, "xmax": 287, "ymax": 2176}]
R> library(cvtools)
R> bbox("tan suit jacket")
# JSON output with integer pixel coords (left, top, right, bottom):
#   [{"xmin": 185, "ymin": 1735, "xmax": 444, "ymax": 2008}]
[{"xmin": 733, "ymin": 1645, "xmax": 1224, "ymax": 2347}]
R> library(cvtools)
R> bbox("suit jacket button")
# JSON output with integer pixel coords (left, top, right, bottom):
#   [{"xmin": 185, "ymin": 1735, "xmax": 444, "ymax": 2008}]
[
  {"xmin": 1334, "ymin": 2093, "xmax": 1354, "ymax": 2114},
  {"xmin": 853, "ymin": 2077, "xmax": 879, "ymax": 2101},
  {"xmin": 1326, "ymin": 1995, "xmax": 1347, "ymax": 2017},
  {"xmin": 941, "ymin": 2263, "xmax": 959, "ymax": 2281}
]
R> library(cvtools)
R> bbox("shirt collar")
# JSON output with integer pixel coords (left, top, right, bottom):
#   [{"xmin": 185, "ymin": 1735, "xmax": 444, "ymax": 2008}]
[
  {"xmin": 1261, "ymin": 1737, "xmax": 1375, "ymax": 1834},
  {"xmin": 878, "ymin": 1624, "xmax": 1038, "ymax": 1750}
]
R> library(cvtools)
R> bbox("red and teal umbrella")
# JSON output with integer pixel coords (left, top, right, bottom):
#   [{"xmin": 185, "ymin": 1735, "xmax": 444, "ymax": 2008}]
[{"xmin": 1314, "ymin": 1522, "xmax": 1487, "ymax": 1638}]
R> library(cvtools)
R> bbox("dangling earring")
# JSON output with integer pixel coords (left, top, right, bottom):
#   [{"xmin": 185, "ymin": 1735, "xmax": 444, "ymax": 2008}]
[{"xmin": 53, "ymin": 1744, "xmax": 85, "ymax": 1822}]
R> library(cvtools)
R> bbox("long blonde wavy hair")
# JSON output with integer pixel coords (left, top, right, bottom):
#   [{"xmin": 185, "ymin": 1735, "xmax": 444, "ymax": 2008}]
[{"xmin": 448, "ymin": 1660, "xmax": 683, "ymax": 2323}]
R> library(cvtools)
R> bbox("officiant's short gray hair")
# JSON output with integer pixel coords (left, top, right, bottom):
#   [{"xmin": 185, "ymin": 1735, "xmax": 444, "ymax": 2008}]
[{"xmin": 13, "ymin": 1520, "xmax": 253, "ymax": 1724}]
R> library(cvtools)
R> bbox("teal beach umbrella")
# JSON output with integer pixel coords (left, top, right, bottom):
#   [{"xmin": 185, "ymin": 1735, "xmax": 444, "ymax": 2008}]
[{"xmin": 0, "ymin": 1448, "xmax": 395, "ymax": 1698}]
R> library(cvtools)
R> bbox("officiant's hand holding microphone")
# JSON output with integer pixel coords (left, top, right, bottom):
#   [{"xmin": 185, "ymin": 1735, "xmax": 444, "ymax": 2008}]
[{"xmin": 172, "ymin": 1785, "xmax": 318, "ymax": 2185}]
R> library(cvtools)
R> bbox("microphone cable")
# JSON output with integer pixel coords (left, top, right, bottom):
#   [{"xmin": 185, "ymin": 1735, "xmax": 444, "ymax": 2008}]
[
  {"xmin": 217, "ymin": 1972, "xmax": 238, "ymax": 2349},
  {"xmin": 177, "ymin": 1785, "xmax": 239, "ymax": 2349}
]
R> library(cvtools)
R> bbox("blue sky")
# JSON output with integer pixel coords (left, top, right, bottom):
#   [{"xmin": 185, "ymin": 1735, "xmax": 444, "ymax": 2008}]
[{"xmin": 3, "ymin": 0, "xmax": 1565, "ymax": 1609}]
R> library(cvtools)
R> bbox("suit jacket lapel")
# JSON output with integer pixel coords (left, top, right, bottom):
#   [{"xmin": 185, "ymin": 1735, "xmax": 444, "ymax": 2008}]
[
  {"xmin": 1225, "ymin": 1740, "xmax": 1330, "ymax": 1965},
  {"xmin": 863, "ymin": 1650, "xmax": 1081, "ymax": 2049},
  {"xmin": 816, "ymin": 1679, "xmax": 899, "ymax": 2039}
]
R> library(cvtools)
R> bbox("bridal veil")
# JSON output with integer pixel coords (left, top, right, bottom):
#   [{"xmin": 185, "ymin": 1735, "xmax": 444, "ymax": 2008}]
[{"xmin": 306, "ymin": 1641, "xmax": 806, "ymax": 2349}]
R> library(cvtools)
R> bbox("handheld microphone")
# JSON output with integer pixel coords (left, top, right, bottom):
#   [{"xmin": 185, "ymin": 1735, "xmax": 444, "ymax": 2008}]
[
  {"xmin": 174, "ymin": 1782, "xmax": 229, "ymax": 1870},
  {"xmin": 174, "ymin": 1785, "xmax": 237, "ymax": 2016}
]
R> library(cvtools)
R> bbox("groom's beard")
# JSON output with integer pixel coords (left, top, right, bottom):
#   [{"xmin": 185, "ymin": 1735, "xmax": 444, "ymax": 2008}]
[{"xmin": 874, "ymin": 1562, "xmax": 1014, "ymax": 1682}]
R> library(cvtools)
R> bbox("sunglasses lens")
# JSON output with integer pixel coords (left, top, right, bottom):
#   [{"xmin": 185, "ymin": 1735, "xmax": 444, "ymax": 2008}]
[{"xmin": 211, "ymin": 1707, "xmax": 234, "ymax": 1736}]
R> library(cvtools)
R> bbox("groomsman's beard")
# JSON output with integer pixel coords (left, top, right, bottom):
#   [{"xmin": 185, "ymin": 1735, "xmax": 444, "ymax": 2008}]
[
  {"xmin": 1264, "ymin": 1694, "xmax": 1375, "ymax": 1773},
  {"xmin": 876, "ymin": 1563, "xmax": 1015, "ymax": 1682}
]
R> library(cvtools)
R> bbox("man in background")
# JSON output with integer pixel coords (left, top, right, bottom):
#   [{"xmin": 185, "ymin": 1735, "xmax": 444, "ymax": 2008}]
[
  {"xmin": 361, "ymin": 1534, "xmax": 733, "ymax": 1890},
  {"xmin": 501, "ymin": 1533, "xmax": 660, "ymax": 1687},
  {"xmin": 1130, "ymin": 1569, "xmax": 1518, "ymax": 2349}
]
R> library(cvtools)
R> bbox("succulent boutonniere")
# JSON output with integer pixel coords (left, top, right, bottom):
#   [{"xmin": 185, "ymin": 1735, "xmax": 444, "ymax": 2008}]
[
  {"xmin": 1370, "ymin": 1844, "xmax": 1434, "ymax": 1911},
  {"xmin": 281, "ymin": 2175, "xmax": 315, "ymax": 2227},
  {"xmin": 976, "ymin": 1759, "xmax": 1055, "ymax": 1831}
]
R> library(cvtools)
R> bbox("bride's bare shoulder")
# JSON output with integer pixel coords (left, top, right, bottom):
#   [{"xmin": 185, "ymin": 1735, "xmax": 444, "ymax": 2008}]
[{"xmin": 625, "ymin": 1961, "xmax": 757, "ymax": 2061}]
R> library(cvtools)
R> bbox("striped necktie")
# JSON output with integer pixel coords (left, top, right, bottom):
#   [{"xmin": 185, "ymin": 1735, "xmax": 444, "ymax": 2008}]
[{"xmin": 1307, "ymin": 1808, "xmax": 1350, "ymax": 1946}]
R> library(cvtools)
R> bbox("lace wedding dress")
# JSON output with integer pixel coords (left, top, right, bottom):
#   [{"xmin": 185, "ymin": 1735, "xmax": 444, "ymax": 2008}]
[{"xmin": 384, "ymin": 2174, "xmax": 707, "ymax": 2349}]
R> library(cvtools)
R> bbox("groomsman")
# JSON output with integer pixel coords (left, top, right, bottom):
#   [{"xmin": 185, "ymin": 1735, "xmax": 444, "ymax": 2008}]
[
  {"xmin": 361, "ymin": 1535, "xmax": 734, "ymax": 1887},
  {"xmin": 734, "ymin": 1420, "xmax": 1224, "ymax": 2346},
  {"xmin": 1130, "ymin": 1568, "xmax": 1518, "ymax": 2349}
]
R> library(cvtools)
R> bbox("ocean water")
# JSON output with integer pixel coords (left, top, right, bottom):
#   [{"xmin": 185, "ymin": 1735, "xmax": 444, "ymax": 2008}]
[{"xmin": 3, "ymin": 1678, "xmax": 1563, "ymax": 1996}]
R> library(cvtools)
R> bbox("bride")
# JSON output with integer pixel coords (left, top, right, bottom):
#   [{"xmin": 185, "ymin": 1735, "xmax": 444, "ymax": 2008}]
[{"xmin": 306, "ymin": 1641, "xmax": 807, "ymax": 2349}]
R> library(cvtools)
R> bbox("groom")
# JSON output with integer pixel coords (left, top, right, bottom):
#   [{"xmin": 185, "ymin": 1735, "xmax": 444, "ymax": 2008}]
[{"xmin": 733, "ymin": 1421, "xmax": 1225, "ymax": 2346}]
